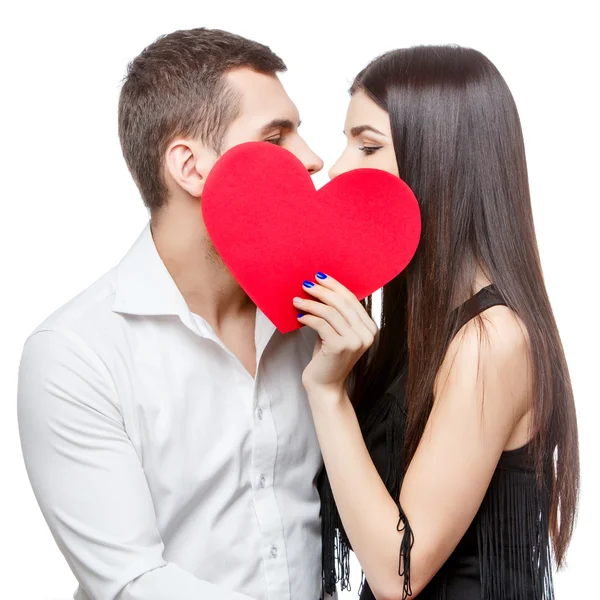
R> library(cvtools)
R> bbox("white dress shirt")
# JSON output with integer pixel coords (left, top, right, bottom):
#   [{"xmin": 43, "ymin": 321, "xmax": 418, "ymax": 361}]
[{"xmin": 18, "ymin": 225, "xmax": 325, "ymax": 600}]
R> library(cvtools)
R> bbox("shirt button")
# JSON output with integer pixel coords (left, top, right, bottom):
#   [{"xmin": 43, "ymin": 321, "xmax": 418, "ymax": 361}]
[
  {"xmin": 270, "ymin": 545, "xmax": 278, "ymax": 558},
  {"xmin": 256, "ymin": 407, "xmax": 263, "ymax": 420},
  {"xmin": 259, "ymin": 475, "xmax": 266, "ymax": 488}
]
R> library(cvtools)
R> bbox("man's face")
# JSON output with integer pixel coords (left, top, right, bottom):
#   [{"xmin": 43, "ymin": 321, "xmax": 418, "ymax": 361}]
[{"xmin": 221, "ymin": 68, "xmax": 323, "ymax": 174}]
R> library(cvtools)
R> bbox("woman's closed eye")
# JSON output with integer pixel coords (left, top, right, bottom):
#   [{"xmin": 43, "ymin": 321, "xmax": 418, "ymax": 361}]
[{"xmin": 359, "ymin": 145, "xmax": 384, "ymax": 156}]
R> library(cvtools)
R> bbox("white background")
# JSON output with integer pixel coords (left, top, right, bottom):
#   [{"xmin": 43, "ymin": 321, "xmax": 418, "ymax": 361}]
[{"xmin": 1, "ymin": 1, "xmax": 598, "ymax": 598}]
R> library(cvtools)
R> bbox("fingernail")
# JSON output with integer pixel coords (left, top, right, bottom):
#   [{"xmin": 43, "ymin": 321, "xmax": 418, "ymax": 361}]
[
  {"xmin": 303, "ymin": 281, "xmax": 315, "ymax": 288},
  {"xmin": 316, "ymin": 272, "xmax": 327, "ymax": 280},
  {"xmin": 297, "ymin": 313, "xmax": 304, "ymax": 319},
  {"xmin": 293, "ymin": 297, "xmax": 302, "ymax": 304}
]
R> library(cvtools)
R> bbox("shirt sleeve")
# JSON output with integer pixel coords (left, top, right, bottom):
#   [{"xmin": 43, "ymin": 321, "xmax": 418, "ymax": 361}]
[{"xmin": 17, "ymin": 329, "xmax": 255, "ymax": 600}]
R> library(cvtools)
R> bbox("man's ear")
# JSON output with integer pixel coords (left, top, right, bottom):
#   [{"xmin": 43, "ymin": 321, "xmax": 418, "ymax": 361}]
[{"xmin": 165, "ymin": 138, "xmax": 216, "ymax": 198}]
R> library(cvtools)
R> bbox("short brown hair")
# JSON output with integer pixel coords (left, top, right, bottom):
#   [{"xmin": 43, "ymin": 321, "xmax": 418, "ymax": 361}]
[{"xmin": 118, "ymin": 28, "xmax": 286, "ymax": 212}]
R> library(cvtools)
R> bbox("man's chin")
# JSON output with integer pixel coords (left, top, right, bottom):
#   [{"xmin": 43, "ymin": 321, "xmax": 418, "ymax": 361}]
[{"xmin": 206, "ymin": 242, "xmax": 225, "ymax": 267}]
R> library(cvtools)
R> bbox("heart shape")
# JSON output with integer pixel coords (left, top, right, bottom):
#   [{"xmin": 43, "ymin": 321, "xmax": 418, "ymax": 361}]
[{"xmin": 202, "ymin": 142, "xmax": 421, "ymax": 333}]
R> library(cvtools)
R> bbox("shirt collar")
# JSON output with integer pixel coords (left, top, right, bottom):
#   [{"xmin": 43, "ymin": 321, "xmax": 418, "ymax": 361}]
[
  {"xmin": 112, "ymin": 224, "xmax": 277, "ymax": 346},
  {"xmin": 112, "ymin": 224, "xmax": 197, "ymax": 332}
]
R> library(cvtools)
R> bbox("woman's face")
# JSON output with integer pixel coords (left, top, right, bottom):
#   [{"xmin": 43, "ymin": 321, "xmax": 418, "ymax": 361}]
[{"xmin": 329, "ymin": 90, "xmax": 399, "ymax": 179}]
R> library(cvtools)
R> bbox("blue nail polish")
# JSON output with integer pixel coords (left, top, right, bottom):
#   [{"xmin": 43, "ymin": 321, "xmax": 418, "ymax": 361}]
[
  {"xmin": 303, "ymin": 281, "xmax": 315, "ymax": 288},
  {"xmin": 297, "ymin": 313, "xmax": 304, "ymax": 319},
  {"xmin": 316, "ymin": 272, "xmax": 327, "ymax": 280}
]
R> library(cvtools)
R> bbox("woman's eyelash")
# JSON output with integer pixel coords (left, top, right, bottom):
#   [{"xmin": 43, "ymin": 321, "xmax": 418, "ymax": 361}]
[{"xmin": 359, "ymin": 146, "xmax": 383, "ymax": 156}]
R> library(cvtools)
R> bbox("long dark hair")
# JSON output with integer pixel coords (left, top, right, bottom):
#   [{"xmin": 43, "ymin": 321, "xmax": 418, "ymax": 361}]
[{"xmin": 350, "ymin": 45, "xmax": 578, "ymax": 566}]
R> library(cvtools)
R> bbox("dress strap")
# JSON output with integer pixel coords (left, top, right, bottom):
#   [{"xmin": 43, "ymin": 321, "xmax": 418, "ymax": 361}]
[{"xmin": 454, "ymin": 284, "xmax": 507, "ymax": 332}]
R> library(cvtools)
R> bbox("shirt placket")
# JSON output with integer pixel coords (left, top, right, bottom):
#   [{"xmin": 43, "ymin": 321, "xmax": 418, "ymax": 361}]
[{"xmin": 251, "ymin": 326, "xmax": 291, "ymax": 599}]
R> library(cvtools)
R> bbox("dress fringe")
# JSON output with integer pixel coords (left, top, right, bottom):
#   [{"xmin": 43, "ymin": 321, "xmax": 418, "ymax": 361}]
[{"xmin": 476, "ymin": 463, "xmax": 554, "ymax": 600}]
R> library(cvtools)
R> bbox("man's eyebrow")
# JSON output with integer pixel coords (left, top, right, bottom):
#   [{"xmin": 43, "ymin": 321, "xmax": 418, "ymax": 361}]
[
  {"xmin": 349, "ymin": 125, "xmax": 386, "ymax": 137},
  {"xmin": 260, "ymin": 119, "xmax": 301, "ymax": 135}
]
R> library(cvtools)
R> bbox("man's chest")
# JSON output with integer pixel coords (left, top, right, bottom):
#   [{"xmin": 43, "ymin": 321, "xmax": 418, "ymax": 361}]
[{"xmin": 106, "ymin": 324, "xmax": 321, "ymax": 520}]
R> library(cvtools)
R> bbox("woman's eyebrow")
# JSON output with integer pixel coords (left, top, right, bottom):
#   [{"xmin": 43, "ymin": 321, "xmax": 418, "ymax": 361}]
[{"xmin": 349, "ymin": 124, "xmax": 386, "ymax": 137}]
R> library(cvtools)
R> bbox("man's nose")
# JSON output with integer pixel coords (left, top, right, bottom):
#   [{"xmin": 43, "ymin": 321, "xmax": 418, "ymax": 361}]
[
  {"xmin": 294, "ymin": 137, "xmax": 324, "ymax": 175},
  {"xmin": 305, "ymin": 152, "xmax": 324, "ymax": 175}
]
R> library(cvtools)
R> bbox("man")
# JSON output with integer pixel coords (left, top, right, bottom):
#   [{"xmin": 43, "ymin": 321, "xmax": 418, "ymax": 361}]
[{"xmin": 18, "ymin": 28, "xmax": 325, "ymax": 600}]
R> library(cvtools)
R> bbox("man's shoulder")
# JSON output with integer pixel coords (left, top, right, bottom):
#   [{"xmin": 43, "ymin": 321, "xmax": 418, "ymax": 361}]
[
  {"xmin": 30, "ymin": 266, "xmax": 121, "ymax": 343},
  {"xmin": 18, "ymin": 267, "xmax": 126, "ymax": 423}
]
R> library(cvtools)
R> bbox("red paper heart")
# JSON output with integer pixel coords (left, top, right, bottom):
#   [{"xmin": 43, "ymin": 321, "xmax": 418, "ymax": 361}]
[{"xmin": 202, "ymin": 142, "xmax": 421, "ymax": 333}]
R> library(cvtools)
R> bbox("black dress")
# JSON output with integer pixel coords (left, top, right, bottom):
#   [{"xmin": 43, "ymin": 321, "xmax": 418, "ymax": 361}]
[{"xmin": 319, "ymin": 285, "xmax": 555, "ymax": 600}]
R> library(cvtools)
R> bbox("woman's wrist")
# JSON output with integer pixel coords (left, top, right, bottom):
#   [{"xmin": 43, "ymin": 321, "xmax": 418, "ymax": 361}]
[{"xmin": 305, "ymin": 383, "xmax": 350, "ymax": 412}]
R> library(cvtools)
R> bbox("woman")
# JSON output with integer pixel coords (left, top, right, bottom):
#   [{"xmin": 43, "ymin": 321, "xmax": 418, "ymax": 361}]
[{"xmin": 292, "ymin": 46, "xmax": 579, "ymax": 600}]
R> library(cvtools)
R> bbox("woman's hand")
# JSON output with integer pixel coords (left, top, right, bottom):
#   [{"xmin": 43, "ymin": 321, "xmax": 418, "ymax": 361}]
[{"xmin": 293, "ymin": 272, "xmax": 378, "ymax": 398}]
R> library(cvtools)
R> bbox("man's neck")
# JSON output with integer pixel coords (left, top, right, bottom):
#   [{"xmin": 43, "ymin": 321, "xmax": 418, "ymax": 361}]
[{"xmin": 150, "ymin": 207, "xmax": 255, "ymax": 333}]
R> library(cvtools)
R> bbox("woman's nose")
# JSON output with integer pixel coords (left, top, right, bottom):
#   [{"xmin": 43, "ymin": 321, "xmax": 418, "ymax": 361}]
[{"xmin": 328, "ymin": 162, "xmax": 341, "ymax": 180}]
